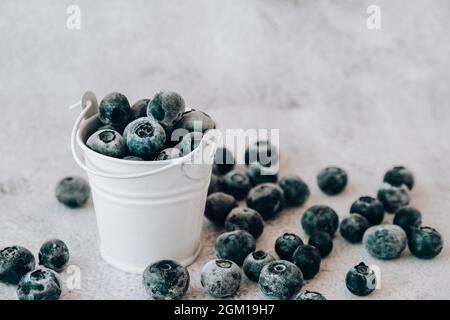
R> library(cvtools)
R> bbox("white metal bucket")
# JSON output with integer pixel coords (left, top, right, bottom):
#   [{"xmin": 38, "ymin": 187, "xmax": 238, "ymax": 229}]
[{"xmin": 70, "ymin": 92, "xmax": 216, "ymax": 274}]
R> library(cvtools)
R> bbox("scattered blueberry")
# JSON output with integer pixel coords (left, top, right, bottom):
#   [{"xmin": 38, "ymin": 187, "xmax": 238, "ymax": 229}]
[
  {"xmin": 345, "ymin": 262, "xmax": 376, "ymax": 296},
  {"xmin": 275, "ymin": 233, "xmax": 304, "ymax": 261},
  {"xmin": 292, "ymin": 244, "xmax": 321, "ymax": 280},
  {"xmin": 201, "ymin": 259, "xmax": 241, "ymax": 298},
  {"xmin": 222, "ymin": 171, "xmax": 251, "ymax": 200},
  {"xmin": 17, "ymin": 268, "xmax": 61, "ymax": 300},
  {"xmin": 242, "ymin": 251, "xmax": 275, "ymax": 282},
  {"xmin": 98, "ymin": 92, "xmax": 131, "ymax": 129},
  {"xmin": 350, "ymin": 196, "xmax": 385, "ymax": 226},
  {"xmin": 308, "ymin": 231, "xmax": 333, "ymax": 258},
  {"xmin": 408, "ymin": 226, "xmax": 443, "ymax": 259},
  {"xmin": 142, "ymin": 260, "xmax": 190, "ymax": 300},
  {"xmin": 155, "ymin": 148, "xmax": 182, "ymax": 161},
  {"xmin": 213, "ymin": 147, "xmax": 235, "ymax": 175},
  {"xmin": 123, "ymin": 156, "xmax": 144, "ymax": 161},
  {"xmin": 340, "ymin": 214, "xmax": 370, "ymax": 244},
  {"xmin": 295, "ymin": 290, "xmax": 327, "ymax": 300},
  {"xmin": 245, "ymin": 140, "xmax": 278, "ymax": 167},
  {"xmin": 55, "ymin": 176, "xmax": 90, "ymax": 209},
  {"xmin": 147, "ymin": 91, "xmax": 185, "ymax": 127},
  {"xmin": 208, "ymin": 174, "xmax": 223, "ymax": 195},
  {"xmin": 393, "ymin": 207, "xmax": 422, "ymax": 235},
  {"xmin": 87, "ymin": 129, "xmax": 128, "ymax": 158},
  {"xmin": 215, "ymin": 230, "xmax": 256, "ymax": 266},
  {"xmin": 301, "ymin": 205, "xmax": 339, "ymax": 236},
  {"xmin": 317, "ymin": 167, "xmax": 348, "ymax": 195},
  {"xmin": 246, "ymin": 163, "xmax": 279, "ymax": 186},
  {"xmin": 278, "ymin": 175, "xmax": 310, "ymax": 207},
  {"xmin": 0, "ymin": 246, "xmax": 35, "ymax": 284},
  {"xmin": 38, "ymin": 239, "xmax": 69, "ymax": 272},
  {"xmin": 246, "ymin": 183, "xmax": 285, "ymax": 220},
  {"xmin": 170, "ymin": 110, "xmax": 215, "ymax": 144},
  {"xmin": 126, "ymin": 117, "xmax": 166, "ymax": 159},
  {"xmin": 176, "ymin": 131, "xmax": 203, "ymax": 156},
  {"xmin": 363, "ymin": 224, "xmax": 407, "ymax": 259},
  {"xmin": 204, "ymin": 192, "xmax": 238, "ymax": 226},
  {"xmin": 377, "ymin": 183, "xmax": 410, "ymax": 213},
  {"xmin": 224, "ymin": 207, "xmax": 264, "ymax": 239},
  {"xmin": 258, "ymin": 260, "xmax": 303, "ymax": 300},
  {"xmin": 130, "ymin": 98, "xmax": 150, "ymax": 120},
  {"xmin": 384, "ymin": 166, "xmax": 414, "ymax": 190}
]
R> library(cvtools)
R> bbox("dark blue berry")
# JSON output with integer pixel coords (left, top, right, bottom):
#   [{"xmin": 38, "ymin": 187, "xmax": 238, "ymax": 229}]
[
  {"xmin": 170, "ymin": 110, "xmax": 215, "ymax": 144},
  {"xmin": 130, "ymin": 98, "xmax": 149, "ymax": 121},
  {"xmin": 242, "ymin": 251, "xmax": 275, "ymax": 282},
  {"xmin": 292, "ymin": 244, "xmax": 321, "ymax": 280},
  {"xmin": 204, "ymin": 192, "xmax": 238, "ymax": 226},
  {"xmin": 215, "ymin": 230, "xmax": 256, "ymax": 266},
  {"xmin": 275, "ymin": 233, "xmax": 304, "ymax": 261},
  {"xmin": 408, "ymin": 226, "xmax": 443, "ymax": 259},
  {"xmin": 222, "ymin": 171, "xmax": 251, "ymax": 200},
  {"xmin": 377, "ymin": 183, "xmax": 410, "ymax": 213},
  {"xmin": 393, "ymin": 207, "xmax": 422, "ymax": 235},
  {"xmin": 258, "ymin": 260, "xmax": 303, "ymax": 300},
  {"xmin": 38, "ymin": 239, "xmax": 69, "ymax": 272},
  {"xmin": 55, "ymin": 176, "xmax": 90, "ymax": 209},
  {"xmin": 295, "ymin": 290, "xmax": 326, "ymax": 300},
  {"xmin": 17, "ymin": 268, "xmax": 61, "ymax": 300},
  {"xmin": 87, "ymin": 129, "xmax": 128, "ymax": 158},
  {"xmin": 345, "ymin": 262, "xmax": 376, "ymax": 296},
  {"xmin": 301, "ymin": 205, "xmax": 339, "ymax": 236},
  {"xmin": 308, "ymin": 231, "xmax": 333, "ymax": 258},
  {"xmin": 245, "ymin": 163, "xmax": 278, "ymax": 186},
  {"xmin": 155, "ymin": 147, "xmax": 182, "ymax": 161},
  {"xmin": 225, "ymin": 207, "xmax": 264, "ymax": 239},
  {"xmin": 126, "ymin": 117, "xmax": 166, "ymax": 159},
  {"xmin": 213, "ymin": 147, "xmax": 235, "ymax": 175},
  {"xmin": 0, "ymin": 246, "xmax": 35, "ymax": 284},
  {"xmin": 384, "ymin": 166, "xmax": 414, "ymax": 190},
  {"xmin": 208, "ymin": 174, "xmax": 223, "ymax": 195},
  {"xmin": 278, "ymin": 175, "xmax": 310, "ymax": 207},
  {"xmin": 98, "ymin": 92, "xmax": 131, "ymax": 128},
  {"xmin": 246, "ymin": 183, "xmax": 285, "ymax": 220},
  {"xmin": 176, "ymin": 131, "xmax": 203, "ymax": 156},
  {"xmin": 340, "ymin": 214, "xmax": 370, "ymax": 244},
  {"xmin": 317, "ymin": 167, "xmax": 348, "ymax": 195},
  {"xmin": 142, "ymin": 260, "xmax": 189, "ymax": 300},
  {"xmin": 147, "ymin": 91, "xmax": 185, "ymax": 127},
  {"xmin": 350, "ymin": 196, "xmax": 385, "ymax": 226},
  {"xmin": 201, "ymin": 259, "xmax": 241, "ymax": 298},
  {"xmin": 363, "ymin": 224, "xmax": 407, "ymax": 259},
  {"xmin": 245, "ymin": 140, "xmax": 278, "ymax": 167}
]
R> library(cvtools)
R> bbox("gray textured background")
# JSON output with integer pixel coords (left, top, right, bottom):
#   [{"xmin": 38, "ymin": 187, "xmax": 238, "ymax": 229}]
[{"xmin": 1, "ymin": 0, "xmax": 449, "ymax": 299}]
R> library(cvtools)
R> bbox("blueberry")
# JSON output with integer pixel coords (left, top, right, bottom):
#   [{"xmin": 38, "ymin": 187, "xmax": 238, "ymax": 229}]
[
  {"xmin": 246, "ymin": 163, "xmax": 278, "ymax": 186},
  {"xmin": 98, "ymin": 92, "xmax": 131, "ymax": 128},
  {"xmin": 155, "ymin": 148, "xmax": 182, "ymax": 161},
  {"xmin": 258, "ymin": 260, "xmax": 303, "ymax": 300},
  {"xmin": 275, "ymin": 233, "xmax": 304, "ymax": 261},
  {"xmin": 147, "ymin": 91, "xmax": 185, "ymax": 127},
  {"xmin": 246, "ymin": 183, "xmax": 285, "ymax": 220},
  {"xmin": 201, "ymin": 259, "xmax": 241, "ymax": 298},
  {"xmin": 222, "ymin": 171, "xmax": 251, "ymax": 200},
  {"xmin": 295, "ymin": 290, "xmax": 327, "ymax": 300},
  {"xmin": 301, "ymin": 205, "xmax": 339, "ymax": 236},
  {"xmin": 204, "ymin": 192, "xmax": 238, "ymax": 226},
  {"xmin": 123, "ymin": 156, "xmax": 144, "ymax": 161},
  {"xmin": 308, "ymin": 231, "xmax": 333, "ymax": 258},
  {"xmin": 317, "ymin": 167, "xmax": 348, "ymax": 195},
  {"xmin": 384, "ymin": 166, "xmax": 414, "ymax": 190},
  {"xmin": 142, "ymin": 260, "xmax": 190, "ymax": 300},
  {"xmin": 245, "ymin": 140, "xmax": 278, "ymax": 167},
  {"xmin": 17, "ymin": 268, "xmax": 61, "ymax": 300},
  {"xmin": 225, "ymin": 207, "xmax": 264, "ymax": 239},
  {"xmin": 242, "ymin": 251, "xmax": 275, "ymax": 282},
  {"xmin": 130, "ymin": 98, "xmax": 150, "ymax": 120},
  {"xmin": 0, "ymin": 246, "xmax": 35, "ymax": 284},
  {"xmin": 350, "ymin": 196, "xmax": 385, "ymax": 226},
  {"xmin": 38, "ymin": 239, "xmax": 69, "ymax": 272},
  {"xmin": 55, "ymin": 176, "xmax": 90, "ymax": 209},
  {"xmin": 363, "ymin": 224, "xmax": 407, "ymax": 259},
  {"xmin": 170, "ymin": 110, "xmax": 216, "ymax": 144},
  {"xmin": 292, "ymin": 244, "xmax": 321, "ymax": 280},
  {"xmin": 87, "ymin": 129, "xmax": 128, "ymax": 158},
  {"xmin": 213, "ymin": 147, "xmax": 235, "ymax": 175},
  {"xmin": 377, "ymin": 183, "xmax": 410, "ymax": 213},
  {"xmin": 97, "ymin": 124, "xmax": 117, "ymax": 132},
  {"xmin": 215, "ymin": 230, "xmax": 256, "ymax": 266},
  {"xmin": 345, "ymin": 262, "xmax": 376, "ymax": 296},
  {"xmin": 176, "ymin": 131, "xmax": 203, "ymax": 156},
  {"xmin": 393, "ymin": 207, "xmax": 422, "ymax": 235},
  {"xmin": 208, "ymin": 174, "xmax": 223, "ymax": 195},
  {"xmin": 126, "ymin": 117, "xmax": 166, "ymax": 159},
  {"xmin": 408, "ymin": 226, "xmax": 443, "ymax": 259},
  {"xmin": 340, "ymin": 214, "xmax": 370, "ymax": 244},
  {"xmin": 278, "ymin": 175, "xmax": 310, "ymax": 207}
]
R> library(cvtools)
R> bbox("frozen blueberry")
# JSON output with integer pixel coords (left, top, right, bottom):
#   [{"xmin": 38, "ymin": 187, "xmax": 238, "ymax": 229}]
[
  {"xmin": 213, "ymin": 147, "xmax": 235, "ymax": 175},
  {"xmin": 130, "ymin": 98, "xmax": 150, "ymax": 120},
  {"xmin": 176, "ymin": 131, "xmax": 203, "ymax": 156},
  {"xmin": 278, "ymin": 175, "xmax": 310, "ymax": 207},
  {"xmin": 55, "ymin": 176, "xmax": 90, "ymax": 209},
  {"xmin": 126, "ymin": 117, "xmax": 166, "ymax": 159},
  {"xmin": 204, "ymin": 192, "xmax": 238, "ymax": 226},
  {"xmin": 17, "ymin": 268, "xmax": 61, "ymax": 300},
  {"xmin": 275, "ymin": 233, "xmax": 304, "ymax": 261},
  {"xmin": 408, "ymin": 226, "xmax": 443, "ymax": 259},
  {"xmin": 340, "ymin": 214, "xmax": 370, "ymax": 244},
  {"xmin": 242, "ymin": 251, "xmax": 275, "ymax": 282},
  {"xmin": 98, "ymin": 92, "xmax": 131, "ymax": 128},
  {"xmin": 142, "ymin": 260, "xmax": 190, "ymax": 300},
  {"xmin": 38, "ymin": 239, "xmax": 69, "ymax": 272},
  {"xmin": 295, "ymin": 290, "xmax": 327, "ymax": 300},
  {"xmin": 170, "ymin": 110, "xmax": 216, "ymax": 144},
  {"xmin": 0, "ymin": 246, "xmax": 35, "ymax": 284},
  {"xmin": 215, "ymin": 230, "xmax": 256, "ymax": 266},
  {"xmin": 245, "ymin": 140, "xmax": 278, "ymax": 167},
  {"xmin": 123, "ymin": 156, "xmax": 144, "ymax": 161},
  {"xmin": 393, "ymin": 206, "xmax": 422, "ymax": 235},
  {"xmin": 147, "ymin": 91, "xmax": 185, "ymax": 127},
  {"xmin": 350, "ymin": 196, "xmax": 385, "ymax": 226},
  {"xmin": 317, "ymin": 167, "xmax": 348, "ymax": 195},
  {"xmin": 292, "ymin": 244, "xmax": 321, "ymax": 280},
  {"xmin": 225, "ymin": 207, "xmax": 264, "ymax": 239},
  {"xmin": 208, "ymin": 174, "xmax": 223, "ymax": 195},
  {"xmin": 377, "ymin": 183, "xmax": 410, "ymax": 213},
  {"xmin": 345, "ymin": 262, "xmax": 376, "ymax": 296},
  {"xmin": 258, "ymin": 260, "xmax": 303, "ymax": 300},
  {"xmin": 308, "ymin": 231, "xmax": 333, "ymax": 258},
  {"xmin": 246, "ymin": 163, "xmax": 278, "ymax": 186},
  {"xmin": 384, "ymin": 166, "xmax": 414, "ymax": 190},
  {"xmin": 87, "ymin": 129, "xmax": 128, "ymax": 158},
  {"xmin": 301, "ymin": 205, "xmax": 339, "ymax": 236},
  {"xmin": 201, "ymin": 259, "xmax": 241, "ymax": 298},
  {"xmin": 246, "ymin": 183, "xmax": 285, "ymax": 220},
  {"xmin": 222, "ymin": 171, "xmax": 251, "ymax": 200},
  {"xmin": 155, "ymin": 148, "xmax": 182, "ymax": 161},
  {"xmin": 363, "ymin": 224, "xmax": 407, "ymax": 259}
]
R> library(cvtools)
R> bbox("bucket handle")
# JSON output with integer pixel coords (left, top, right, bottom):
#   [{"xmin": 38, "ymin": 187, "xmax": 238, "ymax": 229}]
[{"xmin": 70, "ymin": 92, "xmax": 216, "ymax": 180}]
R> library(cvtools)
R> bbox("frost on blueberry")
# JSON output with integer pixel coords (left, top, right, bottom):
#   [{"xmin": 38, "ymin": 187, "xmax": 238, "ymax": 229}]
[
  {"xmin": 317, "ymin": 166, "xmax": 348, "ymax": 195},
  {"xmin": 130, "ymin": 98, "xmax": 150, "ymax": 121},
  {"xmin": 204, "ymin": 192, "xmax": 238, "ymax": 226},
  {"xmin": 126, "ymin": 117, "xmax": 166, "ymax": 159},
  {"xmin": 213, "ymin": 147, "xmax": 235, "ymax": 175},
  {"xmin": 274, "ymin": 233, "xmax": 304, "ymax": 262},
  {"xmin": 215, "ymin": 230, "xmax": 256, "ymax": 266},
  {"xmin": 278, "ymin": 175, "xmax": 310, "ymax": 207},
  {"xmin": 350, "ymin": 196, "xmax": 385, "ymax": 226},
  {"xmin": 17, "ymin": 268, "xmax": 61, "ymax": 300},
  {"xmin": 258, "ymin": 260, "xmax": 303, "ymax": 300},
  {"xmin": 340, "ymin": 214, "xmax": 370, "ymax": 244},
  {"xmin": 377, "ymin": 183, "xmax": 410, "ymax": 213},
  {"xmin": 301, "ymin": 205, "xmax": 339, "ymax": 236},
  {"xmin": 147, "ymin": 91, "xmax": 186, "ymax": 127},
  {"xmin": 408, "ymin": 226, "xmax": 443, "ymax": 259},
  {"xmin": 224, "ymin": 207, "xmax": 264, "ymax": 239},
  {"xmin": 292, "ymin": 244, "xmax": 321, "ymax": 280},
  {"xmin": 222, "ymin": 171, "xmax": 251, "ymax": 200},
  {"xmin": 345, "ymin": 262, "xmax": 376, "ymax": 296},
  {"xmin": 308, "ymin": 231, "xmax": 333, "ymax": 258},
  {"xmin": 295, "ymin": 290, "xmax": 327, "ymax": 300},
  {"xmin": 171, "ymin": 110, "xmax": 216, "ymax": 144},
  {"xmin": 98, "ymin": 92, "xmax": 131, "ymax": 129},
  {"xmin": 155, "ymin": 148, "xmax": 182, "ymax": 161},
  {"xmin": 55, "ymin": 176, "xmax": 90, "ymax": 209},
  {"xmin": 242, "ymin": 251, "xmax": 275, "ymax": 282},
  {"xmin": 363, "ymin": 224, "xmax": 407, "ymax": 259},
  {"xmin": 393, "ymin": 206, "xmax": 422, "ymax": 235},
  {"xmin": 38, "ymin": 239, "xmax": 69, "ymax": 272},
  {"xmin": 201, "ymin": 259, "xmax": 241, "ymax": 298},
  {"xmin": 0, "ymin": 246, "xmax": 35, "ymax": 284},
  {"xmin": 87, "ymin": 129, "xmax": 128, "ymax": 158},
  {"xmin": 245, "ymin": 162, "xmax": 278, "ymax": 186},
  {"xmin": 246, "ymin": 183, "xmax": 285, "ymax": 220},
  {"xmin": 383, "ymin": 166, "xmax": 414, "ymax": 190}
]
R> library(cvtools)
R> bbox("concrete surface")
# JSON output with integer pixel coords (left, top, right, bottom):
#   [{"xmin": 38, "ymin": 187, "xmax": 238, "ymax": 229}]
[{"xmin": 1, "ymin": 0, "xmax": 449, "ymax": 299}]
